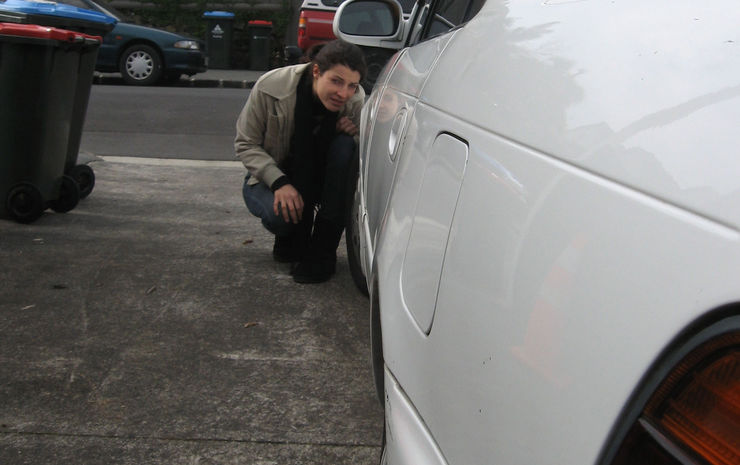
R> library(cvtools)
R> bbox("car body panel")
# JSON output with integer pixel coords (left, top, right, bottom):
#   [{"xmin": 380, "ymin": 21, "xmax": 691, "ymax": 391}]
[
  {"xmin": 361, "ymin": 32, "xmax": 456, "ymax": 279},
  {"xmin": 421, "ymin": 0, "xmax": 740, "ymax": 230},
  {"xmin": 377, "ymin": 100, "xmax": 740, "ymax": 464},
  {"xmin": 346, "ymin": 0, "xmax": 740, "ymax": 464},
  {"xmin": 354, "ymin": 50, "xmax": 404, "ymax": 282},
  {"xmin": 382, "ymin": 366, "xmax": 447, "ymax": 465}
]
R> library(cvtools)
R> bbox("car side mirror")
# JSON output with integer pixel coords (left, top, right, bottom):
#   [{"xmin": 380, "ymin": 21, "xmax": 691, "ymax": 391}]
[{"xmin": 333, "ymin": 0, "xmax": 407, "ymax": 49}]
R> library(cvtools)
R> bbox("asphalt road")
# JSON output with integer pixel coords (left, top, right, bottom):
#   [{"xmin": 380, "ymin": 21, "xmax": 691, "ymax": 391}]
[
  {"xmin": 0, "ymin": 84, "xmax": 383, "ymax": 464},
  {"xmin": 81, "ymin": 85, "xmax": 249, "ymax": 161}
]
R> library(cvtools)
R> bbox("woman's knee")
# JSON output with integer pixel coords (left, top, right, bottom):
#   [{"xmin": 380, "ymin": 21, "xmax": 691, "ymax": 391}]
[
  {"xmin": 242, "ymin": 176, "xmax": 255, "ymax": 209},
  {"xmin": 243, "ymin": 178, "xmax": 268, "ymax": 217},
  {"xmin": 253, "ymin": 199, "xmax": 295, "ymax": 236},
  {"xmin": 243, "ymin": 178, "xmax": 292, "ymax": 235},
  {"xmin": 263, "ymin": 216, "xmax": 295, "ymax": 236}
]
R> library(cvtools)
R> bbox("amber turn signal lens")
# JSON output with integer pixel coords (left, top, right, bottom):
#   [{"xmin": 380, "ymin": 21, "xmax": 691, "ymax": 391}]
[
  {"xmin": 647, "ymin": 344, "xmax": 739, "ymax": 465},
  {"xmin": 612, "ymin": 331, "xmax": 739, "ymax": 465}
]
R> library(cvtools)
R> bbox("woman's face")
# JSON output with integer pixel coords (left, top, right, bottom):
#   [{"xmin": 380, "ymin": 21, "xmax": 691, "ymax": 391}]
[{"xmin": 312, "ymin": 64, "xmax": 361, "ymax": 112}]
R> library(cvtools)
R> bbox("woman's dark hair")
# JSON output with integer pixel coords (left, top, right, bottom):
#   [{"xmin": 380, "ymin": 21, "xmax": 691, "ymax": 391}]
[{"xmin": 309, "ymin": 40, "xmax": 367, "ymax": 81}]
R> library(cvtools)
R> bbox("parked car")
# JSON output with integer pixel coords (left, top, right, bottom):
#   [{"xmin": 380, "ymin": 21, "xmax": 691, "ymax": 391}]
[
  {"xmin": 60, "ymin": 0, "xmax": 206, "ymax": 85},
  {"xmin": 336, "ymin": 1, "xmax": 740, "ymax": 464}
]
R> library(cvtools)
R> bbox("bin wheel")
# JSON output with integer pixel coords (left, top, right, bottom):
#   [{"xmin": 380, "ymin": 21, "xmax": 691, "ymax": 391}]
[
  {"xmin": 69, "ymin": 164, "xmax": 95, "ymax": 199},
  {"xmin": 120, "ymin": 44, "xmax": 163, "ymax": 86},
  {"xmin": 6, "ymin": 183, "xmax": 45, "ymax": 224},
  {"xmin": 49, "ymin": 175, "xmax": 80, "ymax": 214}
]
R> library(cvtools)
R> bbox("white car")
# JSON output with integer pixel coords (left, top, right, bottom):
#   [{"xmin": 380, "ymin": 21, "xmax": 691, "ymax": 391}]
[{"xmin": 335, "ymin": 1, "xmax": 740, "ymax": 464}]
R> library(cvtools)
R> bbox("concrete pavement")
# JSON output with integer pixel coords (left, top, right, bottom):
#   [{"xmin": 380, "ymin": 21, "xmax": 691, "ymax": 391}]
[{"xmin": 0, "ymin": 145, "xmax": 384, "ymax": 461}]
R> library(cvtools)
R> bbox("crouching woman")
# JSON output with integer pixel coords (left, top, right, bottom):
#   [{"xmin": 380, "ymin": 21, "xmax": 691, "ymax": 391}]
[{"xmin": 235, "ymin": 40, "xmax": 366, "ymax": 283}]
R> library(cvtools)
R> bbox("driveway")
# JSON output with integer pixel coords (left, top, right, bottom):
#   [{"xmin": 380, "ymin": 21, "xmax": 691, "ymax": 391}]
[{"xmin": 0, "ymin": 157, "xmax": 383, "ymax": 464}]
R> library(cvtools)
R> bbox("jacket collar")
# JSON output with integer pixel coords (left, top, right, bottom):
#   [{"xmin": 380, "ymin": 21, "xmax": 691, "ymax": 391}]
[{"xmin": 259, "ymin": 63, "xmax": 311, "ymax": 100}]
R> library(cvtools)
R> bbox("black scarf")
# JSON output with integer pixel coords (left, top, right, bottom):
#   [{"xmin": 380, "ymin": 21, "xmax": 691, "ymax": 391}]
[{"xmin": 285, "ymin": 69, "xmax": 338, "ymax": 205}]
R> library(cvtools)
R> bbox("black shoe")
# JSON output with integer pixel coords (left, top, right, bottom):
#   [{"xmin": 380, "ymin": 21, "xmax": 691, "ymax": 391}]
[
  {"xmin": 292, "ymin": 257, "xmax": 336, "ymax": 284},
  {"xmin": 275, "ymin": 209, "xmax": 315, "ymax": 263},
  {"xmin": 273, "ymin": 235, "xmax": 299, "ymax": 263},
  {"xmin": 291, "ymin": 216, "xmax": 343, "ymax": 283}
]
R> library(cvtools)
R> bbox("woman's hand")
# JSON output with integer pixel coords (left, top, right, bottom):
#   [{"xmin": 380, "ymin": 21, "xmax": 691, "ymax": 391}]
[
  {"xmin": 337, "ymin": 116, "xmax": 358, "ymax": 136},
  {"xmin": 273, "ymin": 184, "xmax": 304, "ymax": 224}
]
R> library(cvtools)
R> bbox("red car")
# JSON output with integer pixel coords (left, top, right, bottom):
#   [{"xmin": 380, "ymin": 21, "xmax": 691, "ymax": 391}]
[{"xmin": 297, "ymin": 0, "xmax": 345, "ymax": 52}]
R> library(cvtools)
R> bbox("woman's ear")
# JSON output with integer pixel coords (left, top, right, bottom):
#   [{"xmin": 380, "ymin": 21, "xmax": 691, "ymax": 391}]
[{"xmin": 312, "ymin": 64, "xmax": 320, "ymax": 79}]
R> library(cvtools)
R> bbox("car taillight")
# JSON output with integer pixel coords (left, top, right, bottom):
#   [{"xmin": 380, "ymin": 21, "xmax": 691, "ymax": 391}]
[
  {"xmin": 298, "ymin": 16, "xmax": 307, "ymax": 37},
  {"xmin": 611, "ymin": 330, "xmax": 739, "ymax": 465}
]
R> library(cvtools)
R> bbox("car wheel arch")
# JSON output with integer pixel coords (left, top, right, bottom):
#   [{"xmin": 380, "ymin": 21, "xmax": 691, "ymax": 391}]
[
  {"xmin": 370, "ymin": 273, "xmax": 385, "ymax": 408},
  {"xmin": 346, "ymin": 147, "xmax": 370, "ymax": 296}
]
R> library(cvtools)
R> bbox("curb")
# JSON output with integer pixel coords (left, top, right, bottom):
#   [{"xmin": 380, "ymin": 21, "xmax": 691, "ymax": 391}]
[
  {"xmin": 92, "ymin": 74, "xmax": 257, "ymax": 89},
  {"xmin": 186, "ymin": 78, "xmax": 257, "ymax": 89}
]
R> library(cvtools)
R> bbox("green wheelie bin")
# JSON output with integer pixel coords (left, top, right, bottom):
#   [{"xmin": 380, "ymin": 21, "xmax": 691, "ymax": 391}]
[
  {"xmin": 0, "ymin": 0, "xmax": 116, "ymax": 201},
  {"xmin": 0, "ymin": 23, "xmax": 101, "ymax": 223}
]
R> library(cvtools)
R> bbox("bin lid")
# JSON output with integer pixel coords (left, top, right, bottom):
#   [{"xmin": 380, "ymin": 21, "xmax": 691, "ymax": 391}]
[
  {"xmin": 248, "ymin": 20, "xmax": 272, "ymax": 26},
  {"xmin": 203, "ymin": 10, "xmax": 234, "ymax": 18},
  {"xmin": 0, "ymin": 22, "xmax": 98, "ymax": 41},
  {"xmin": 0, "ymin": 0, "xmax": 116, "ymax": 25}
]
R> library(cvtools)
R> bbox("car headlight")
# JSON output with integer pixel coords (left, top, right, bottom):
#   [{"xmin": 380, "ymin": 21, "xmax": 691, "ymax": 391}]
[
  {"xmin": 174, "ymin": 40, "xmax": 200, "ymax": 50},
  {"xmin": 605, "ymin": 315, "xmax": 739, "ymax": 465}
]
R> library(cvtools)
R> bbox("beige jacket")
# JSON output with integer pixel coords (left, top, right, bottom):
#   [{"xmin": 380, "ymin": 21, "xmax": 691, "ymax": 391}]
[{"xmin": 235, "ymin": 63, "xmax": 365, "ymax": 187}]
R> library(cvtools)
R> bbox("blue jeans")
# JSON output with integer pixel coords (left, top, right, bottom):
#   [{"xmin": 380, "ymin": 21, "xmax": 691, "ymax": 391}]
[{"xmin": 242, "ymin": 134, "xmax": 355, "ymax": 236}]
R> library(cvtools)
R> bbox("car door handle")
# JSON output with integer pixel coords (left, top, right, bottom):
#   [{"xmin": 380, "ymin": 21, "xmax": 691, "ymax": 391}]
[{"xmin": 388, "ymin": 108, "xmax": 408, "ymax": 162}]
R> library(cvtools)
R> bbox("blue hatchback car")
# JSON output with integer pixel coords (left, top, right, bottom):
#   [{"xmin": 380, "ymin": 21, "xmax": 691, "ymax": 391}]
[{"xmin": 62, "ymin": 0, "xmax": 207, "ymax": 85}]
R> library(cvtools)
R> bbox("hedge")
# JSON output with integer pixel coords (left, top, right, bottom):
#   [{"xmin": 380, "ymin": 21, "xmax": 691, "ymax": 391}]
[{"xmin": 109, "ymin": 0, "xmax": 295, "ymax": 69}]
